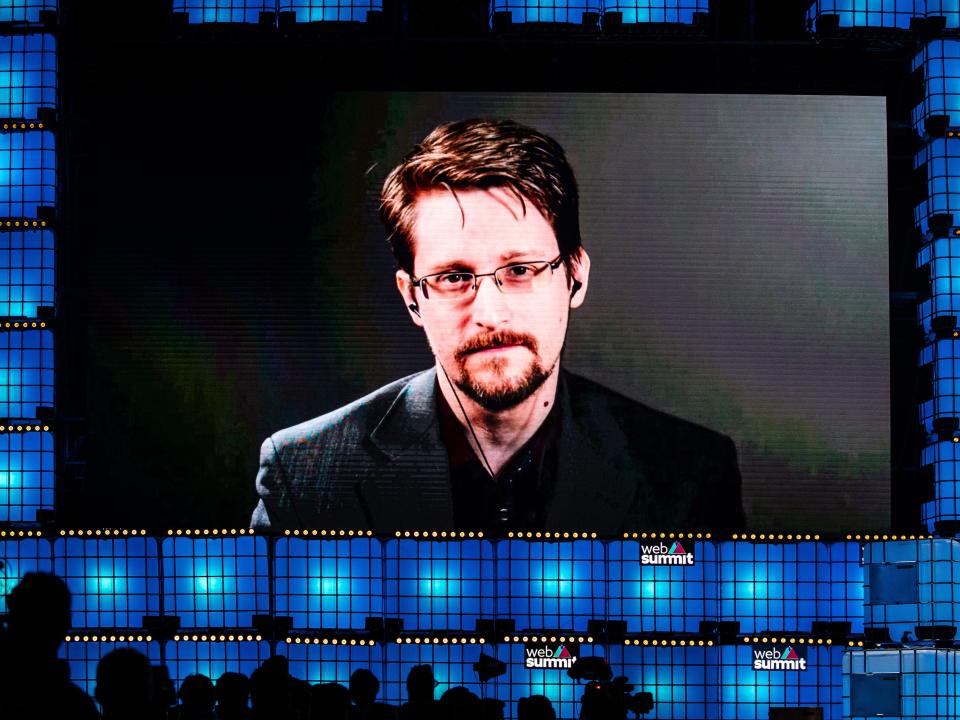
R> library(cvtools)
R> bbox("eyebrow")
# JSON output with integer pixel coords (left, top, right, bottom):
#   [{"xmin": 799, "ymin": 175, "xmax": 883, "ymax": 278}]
[{"xmin": 420, "ymin": 250, "xmax": 544, "ymax": 276}]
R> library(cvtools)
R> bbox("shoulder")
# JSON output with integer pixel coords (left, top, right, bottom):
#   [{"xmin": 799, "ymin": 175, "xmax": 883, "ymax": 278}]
[
  {"xmin": 266, "ymin": 370, "xmax": 429, "ymax": 453},
  {"xmin": 563, "ymin": 370, "xmax": 735, "ymax": 453}
]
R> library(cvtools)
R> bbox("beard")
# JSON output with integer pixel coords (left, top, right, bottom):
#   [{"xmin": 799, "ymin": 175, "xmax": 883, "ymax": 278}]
[{"xmin": 452, "ymin": 329, "xmax": 553, "ymax": 412}]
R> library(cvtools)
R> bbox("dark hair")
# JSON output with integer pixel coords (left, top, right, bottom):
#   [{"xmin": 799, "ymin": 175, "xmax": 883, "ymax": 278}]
[{"xmin": 380, "ymin": 118, "xmax": 581, "ymax": 276}]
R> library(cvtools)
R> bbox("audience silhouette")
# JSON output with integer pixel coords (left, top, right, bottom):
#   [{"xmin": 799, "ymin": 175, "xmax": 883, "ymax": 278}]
[
  {"xmin": 96, "ymin": 647, "xmax": 156, "ymax": 719},
  {"xmin": 0, "ymin": 571, "xmax": 99, "ymax": 719},
  {"xmin": 399, "ymin": 664, "xmax": 438, "ymax": 720},
  {"xmin": 216, "ymin": 671, "xmax": 252, "ymax": 720}
]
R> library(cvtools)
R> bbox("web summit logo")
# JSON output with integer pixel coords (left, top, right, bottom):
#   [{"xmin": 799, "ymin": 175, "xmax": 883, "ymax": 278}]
[
  {"xmin": 640, "ymin": 541, "xmax": 694, "ymax": 566},
  {"xmin": 524, "ymin": 640, "xmax": 580, "ymax": 669},
  {"xmin": 752, "ymin": 645, "xmax": 808, "ymax": 671}
]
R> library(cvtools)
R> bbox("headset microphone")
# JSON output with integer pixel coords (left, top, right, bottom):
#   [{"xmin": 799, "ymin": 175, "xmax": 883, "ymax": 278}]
[
  {"xmin": 570, "ymin": 280, "xmax": 583, "ymax": 298},
  {"xmin": 408, "ymin": 303, "xmax": 421, "ymax": 317}
]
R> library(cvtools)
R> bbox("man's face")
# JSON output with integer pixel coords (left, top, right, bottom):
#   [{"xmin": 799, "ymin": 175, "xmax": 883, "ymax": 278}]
[{"xmin": 397, "ymin": 187, "xmax": 589, "ymax": 412}]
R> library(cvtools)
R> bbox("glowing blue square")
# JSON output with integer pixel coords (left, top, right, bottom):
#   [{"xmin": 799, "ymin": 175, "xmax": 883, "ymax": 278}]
[
  {"xmin": 496, "ymin": 540, "xmax": 605, "ymax": 631},
  {"xmin": 172, "ymin": 0, "xmax": 275, "ymax": 23},
  {"xmin": 278, "ymin": 0, "xmax": 382, "ymax": 22},
  {"xmin": 162, "ymin": 535, "xmax": 269, "ymax": 628},
  {"xmin": 492, "ymin": 0, "xmax": 602, "ymax": 24},
  {"xmin": 54, "ymin": 537, "xmax": 161, "ymax": 629},
  {"xmin": 0, "ymin": 429, "xmax": 53, "ymax": 523},
  {"xmin": 0, "ymin": 35, "xmax": 55, "ymax": 120},
  {"xmin": 608, "ymin": 645, "xmax": 716, "ymax": 719},
  {"xmin": 384, "ymin": 539, "xmax": 495, "ymax": 632},
  {"xmin": 0, "ymin": 230, "xmax": 54, "ymax": 317},
  {"xmin": 0, "ymin": 329, "xmax": 53, "ymax": 419},
  {"xmin": 602, "ymin": 1, "xmax": 709, "ymax": 25},
  {"xmin": 0, "ymin": 0, "xmax": 56, "ymax": 23},
  {"xmin": 274, "ymin": 537, "xmax": 382, "ymax": 630},
  {"xmin": 0, "ymin": 131, "xmax": 54, "ymax": 217}
]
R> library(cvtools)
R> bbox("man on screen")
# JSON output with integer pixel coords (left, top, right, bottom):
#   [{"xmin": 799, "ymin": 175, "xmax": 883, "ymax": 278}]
[{"xmin": 250, "ymin": 119, "xmax": 745, "ymax": 534}]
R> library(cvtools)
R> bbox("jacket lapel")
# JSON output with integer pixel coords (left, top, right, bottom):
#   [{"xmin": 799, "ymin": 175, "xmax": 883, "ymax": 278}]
[
  {"xmin": 360, "ymin": 368, "xmax": 455, "ymax": 532},
  {"xmin": 545, "ymin": 371, "xmax": 649, "ymax": 536}
]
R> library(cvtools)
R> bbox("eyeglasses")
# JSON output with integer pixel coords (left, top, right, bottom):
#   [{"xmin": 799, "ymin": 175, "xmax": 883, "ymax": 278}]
[{"xmin": 411, "ymin": 255, "xmax": 564, "ymax": 301}]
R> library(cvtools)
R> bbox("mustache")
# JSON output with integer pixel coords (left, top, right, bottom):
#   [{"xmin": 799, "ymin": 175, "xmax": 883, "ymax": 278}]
[{"xmin": 454, "ymin": 330, "xmax": 539, "ymax": 361}]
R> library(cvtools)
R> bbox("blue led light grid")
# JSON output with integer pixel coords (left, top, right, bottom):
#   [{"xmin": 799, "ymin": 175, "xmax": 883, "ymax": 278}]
[
  {"xmin": 608, "ymin": 644, "xmax": 714, "ymax": 720},
  {"xmin": 162, "ymin": 535, "xmax": 270, "ymax": 628},
  {"xmin": 281, "ymin": 640, "xmax": 382, "ymax": 687},
  {"xmin": 0, "ymin": 229, "xmax": 53, "ymax": 318},
  {"xmin": 913, "ymin": 40, "xmax": 960, "ymax": 134},
  {"xmin": 0, "ymin": 130, "xmax": 54, "ymax": 218},
  {"xmin": 0, "ymin": 329, "xmax": 53, "ymax": 420},
  {"xmin": 0, "ymin": 429, "xmax": 53, "ymax": 523},
  {"xmin": 172, "ymin": 0, "xmax": 275, "ymax": 23},
  {"xmin": 278, "ymin": 0, "xmax": 382, "ymax": 22},
  {"xmin": 0, "ymin": 34, "xmax": 55, "ymax": 120},
  {"xmin": 384, "ymin": 538, "xmax": 495, "ymax": 632},
  {"xmin": 165, "ymin": 640, "xmax": 272, "ymax": 687},
  {"xmin": 492, "ymin": 0, "xmax": 602, "ymax": 24},
  {"xmin": 805, "ymin": 0, "xmax": 918, "ymax": 30},
  {"xmin": 601, "ymin": 0, "xmax": 708, "ymax": 24},
  {"xmin": 843, "ymin": 649, "xmax": 960, "ymax": 720},
  {"xmin": 0, "ymin": 0, "xmax": 57, "ymax": 24},
  {"xmin": 58, "ymin": 640, "xmax": 160, "ymax": 703},
  {"xmin": 496, "ymin": 540, "xmax": 605, "ymax": 632},
  {"xmin": 921, "ymin": 440, "xmax": 960, "ymax": 526},
  {"xmin": 274, "ymin": 536, "xmax": 382, "ymax": 630},
  {"xmin": 54, "ymin": 536, "xmax": 161, "ymax": 629}
]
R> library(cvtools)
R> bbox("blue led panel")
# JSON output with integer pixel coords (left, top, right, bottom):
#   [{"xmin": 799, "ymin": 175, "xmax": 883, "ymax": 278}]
[
  {"xmin": 54, "ymin": 536, "xmax": 161, "ymax": 629},
  {"xmin": 913, "ymin": 40, "xmax": 960, "ymax": 134},
  {"xmin": 172, "ymin": 0, "xmax": 275, "ymax": 23},
  {"xmin": 0, "ymin": 536, "xmax": 52, "ymax": 611},
  {"xmin": 166, "ymin": 640, "xmax": 271, "ymax": 687},
  {"xmin": 817, "ymin": 542, "xmax": 864, "ymax": 633},
  {"xmin": 921, "ymin": 441, "xmax": 960, "ymax": 528},
  {"xmin": 805, "ymin": 0, "xmax": 918, "ymax": 30},
  {"xmin": 492, "ymin": 0, "xmax": 602, "ymax": 24},
  {"xmin": 917, "ymin": 237, "xmax": 960, "ymax": 335},
  {"xmin": 496, "ymin": 540, "xmax": 605, "ymax": 632},
  {"xmin": 0, "ymin": 131, "xmax": 54, "ymax": 218},
  {"xmin": 0, "ymin": 35, "xmax": 55, "ymax": 120},
  {"xmin": 0, "ymin": 0, "xmax": 56, "ymax": 23},
  {"xmin": 915, "ymin": 137, "xmax": 960, "ymax": 235},
  {"xmin": 278, "ymin": 0, "xmax": 382, "ymax": 22},
  {"xmin": 607, "ymin": 644, "xmax": 715, "ymax": 720},
  {"xmin": 274, "ymin": 537, "xmax": 382, "ymax": 630},
  {"xmin": 0, "ymin": 429, "xmax": 53, "ymax": 523},
  {"xmin": 0, "ymin": 329, "xmax": 53, "ymax": 419},
  {"xmin": 0, "ymin": 230, "xmax": 54, "ymax": 318},
  {"xmin": 498, "ymin": 642, "xmax": 607, "ymax": 720},
  {"xmin": 380, "ymin": 641, "xmax": 485, "ymax": 707},
  {"xmin": 607, "ymin": 540, "xmax": 718, "ymax": 633},
  {"xmin": 918, "ymin": 340, "xmax": 960, "ymax": 436},
  {"xmin": 281, "ymin": 640, "xmax": 382, "ymax": 686},
  {"xmin": 601, "ymin": 0, "xmax": 708, "ymax": 24},
  {"xmin": 926, "ymin": 0, "xmax": 960, "ymax": 28},
  {"xmin": 162, "ymin": 535, "xmax": 269, "ymax": 628},
  {"xmin": 384, "ymin": 539, "xmax": 495, "ymax": 632},
  {"xmin": 59, "ymin": 639, "xmax": 160, "ymax": 702},
  {"xmin": 718, "ymin": 542, "xmax": 820, "ymax": 634},
  {"xmin": 843, "ymin": 649, "xmax": 960, "ymax": 720},
  {"xmin": 718, "ymin": 645, "xmax": 843, "ymax": 720}
]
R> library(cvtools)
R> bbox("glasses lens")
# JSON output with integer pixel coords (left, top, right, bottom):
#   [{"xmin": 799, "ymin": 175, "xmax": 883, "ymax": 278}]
[
  {"xmin": 494, "ymin": 262, "xmax": 547, "ymax": 294},
  {"xmin": 424, "ymin": 272, "xmax": 474, "ymax": 299}
]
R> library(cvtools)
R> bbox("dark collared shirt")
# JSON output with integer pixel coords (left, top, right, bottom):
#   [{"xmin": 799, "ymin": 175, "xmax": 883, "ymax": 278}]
[{"xmin": 437, "ymin": 383, "xmax": 560, "ymax": 534}]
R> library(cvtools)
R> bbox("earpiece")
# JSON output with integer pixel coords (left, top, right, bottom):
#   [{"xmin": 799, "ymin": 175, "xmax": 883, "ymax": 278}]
[
  {"xmin": 570, "ymin": 280, "xmax": 583, "ymax": 298},
  {"xmin": 408, "ymin": 303, "xmax": 421, "ymax": 317}
]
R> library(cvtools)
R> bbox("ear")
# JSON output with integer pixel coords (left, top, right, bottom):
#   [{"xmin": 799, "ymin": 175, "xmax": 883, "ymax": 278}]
[
  {"xmin": 568, "ymin": 248, "xmax": 591, "ymax": 310},
  {"xmin": 396, "ymin": 270, "xmax": 424, "ymax": 327}
]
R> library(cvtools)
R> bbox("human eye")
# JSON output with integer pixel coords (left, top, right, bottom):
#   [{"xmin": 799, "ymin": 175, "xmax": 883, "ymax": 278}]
[
  {"xmin": 436, "ymin": 272, "xmax": 471, "ymax": 285},
  {"xmin": 502, "ymin": 263, "xmax": 538, "ymax": 281}
]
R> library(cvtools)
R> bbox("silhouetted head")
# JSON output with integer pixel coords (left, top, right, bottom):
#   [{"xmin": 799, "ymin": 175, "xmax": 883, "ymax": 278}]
[
  {"xmin": 349, "ymin": 668, "xmax": 380, "ymax": 708},
  {"xmin": 440, "ymin": 686, "xmax": 481, "ymax": 720},
  {"xmin": 215, "ymin": 672, "xmax": 249, "ymax": 718},
  {"xmin": 250, "ymin": 656, "xmax": 291, "ymax": 719},
  {"xmin": 179, "ymin": 673, "xmax": 215, "ymax": 713},
  {"xmin": 5, "ymin": 572, "xmax": 71, "ymax": 656},
  {"xmin": 480, "ymin": 697, "xmax": 506, "ymax": 720},
  {"xmin": 311, "ymin": 683, "xmax": 350, "ymax": 720},
  {"xmin": 95, "ymin": 648, "xmax": 155, "ymax": 719},
  {"xmin": 517, "ymin": 695, "xmax": 556, "ymax": 720},
  {"xmin": 405, "ymin": 664, "xmax": 436, "ymax": 705}
]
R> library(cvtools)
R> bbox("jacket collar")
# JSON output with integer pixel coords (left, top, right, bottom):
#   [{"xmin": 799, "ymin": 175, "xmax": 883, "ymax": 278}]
[{"xmin": 364, "ymin": 366, "xmax": 638, "ymax": 535}]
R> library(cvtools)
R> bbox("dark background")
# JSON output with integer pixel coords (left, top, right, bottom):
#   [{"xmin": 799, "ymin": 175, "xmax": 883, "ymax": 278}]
[{"xmin": 54, "ymin": 1, "xmax": 925, "ymax": 533}]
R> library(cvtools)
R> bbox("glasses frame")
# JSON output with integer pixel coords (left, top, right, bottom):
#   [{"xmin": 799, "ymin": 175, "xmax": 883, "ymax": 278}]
[{"xmin": 410, "ymin": 254, "xmax": 565, "ymax": 301}]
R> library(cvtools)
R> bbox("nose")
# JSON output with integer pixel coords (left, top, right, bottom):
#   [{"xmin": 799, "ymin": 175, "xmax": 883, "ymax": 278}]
[{"xmin": 469, "ymin": 273, "xmax": 511, "ymax": 329}]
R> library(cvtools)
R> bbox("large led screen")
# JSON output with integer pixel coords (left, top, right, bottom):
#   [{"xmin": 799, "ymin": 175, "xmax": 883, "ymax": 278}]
[{"xmin": 76, "ymin": 92, "xmax": 889, "ymax": 534}]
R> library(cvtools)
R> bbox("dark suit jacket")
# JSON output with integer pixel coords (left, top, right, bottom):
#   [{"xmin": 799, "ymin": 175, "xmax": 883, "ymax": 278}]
[{"xmin": 250, "ymin": 368, "xmax": 746, "ymax": 535}]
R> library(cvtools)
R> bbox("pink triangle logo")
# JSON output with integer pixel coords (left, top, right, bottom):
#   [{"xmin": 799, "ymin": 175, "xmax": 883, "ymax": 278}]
[
  {"xmin": 671, "ymin": 541, "xmax": 687, "ymax": 556},
  {"xmin": 556, "ymin": 645, "xmax": 572, "ymax": 659},
  {"xmin": 783, "ymin": 647, "xmax": 799, "ymax": 660}
]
